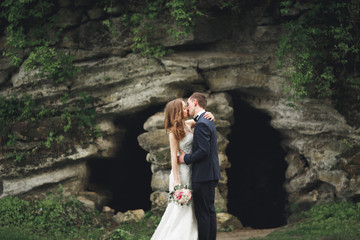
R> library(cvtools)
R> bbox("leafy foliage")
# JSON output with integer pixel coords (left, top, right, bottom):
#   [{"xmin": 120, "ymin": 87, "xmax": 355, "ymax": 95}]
[
  {"xmin": 24, "ymin": 43, "xmax": 80, "ymax": 84},
  {"xmin": 0, "ymin": 227, "xmax": 34, "ymax": 240},
  {"xmin": 252, "ymin": 201, "xmax": 360, "ymax": 240},
  {"xmin": 111, "ymin": 0, "xmax": 239, "ymax": 57},
  {"xmin": 1, "ymin": 0, "xmax": 78, "ymax": 84},
  {"xmin": 0, "ymin": 0, "xmax": 55, "ymax": 65},
  {"xmin": 278, "ymin": 0, "xmax": 360, "ymax": 104},
  {"xmin": 165, "ymin": 0, "xmax": 201, "ymax": 39},
  {"xmin": 0, "ymin": 95, "xmax": 37, "ymax": 162},
  {"xmin": 105, "ymin": 211, "xmax": 161, "ymax": 240},
  {"xmin": 61, "ymin": 92, "xmax": 100, "ymax": 134},
  {"xmin": 0, "ymin": 188, "xmax": 104, "ymax": 240},
  {"xmin": 0, "ymin": 93, "xmax": 101, "ymax": 163},
  {"xmin": 0, "ymin": 187, "xmax": 161, "ymax": 240},
  {"xmin": 0, "ymin": 95, "xmax": 36, "ymax": 124},
  {"xmin": 118, "ymin": 1, "xmax": 176, "ymax": 57}
]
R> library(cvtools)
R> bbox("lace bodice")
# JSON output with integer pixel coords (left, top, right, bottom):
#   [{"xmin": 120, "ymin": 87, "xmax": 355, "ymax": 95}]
[
  {"xmin": 179, "ymin": 132, "xmax": 193, "ymax": 154},
  {"xmin": 169, "ymin": 132, "xmax": 193, "ymax": 190}
]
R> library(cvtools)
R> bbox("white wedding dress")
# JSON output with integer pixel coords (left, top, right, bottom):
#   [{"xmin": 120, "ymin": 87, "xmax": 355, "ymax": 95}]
[{"xmin": 151, "ymin": 132, "xmax": 198, "ymax": 240}]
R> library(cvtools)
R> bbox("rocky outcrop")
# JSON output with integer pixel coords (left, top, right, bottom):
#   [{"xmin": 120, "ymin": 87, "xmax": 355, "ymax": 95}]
[
  {"xmin": 216, "ymin": 212, "xmax": 243, "ymax": 231},
  {"xmin": 245, "ymin": 95, "xmax": 360, "ymax": 217},
  {"xmin": 0, "ymin": 0, "xmax": 359, "ymax": 225},
  {"xmin": 1, "ymin": 161, "xmax": 87, "ymax": 198},
  {"xmin": 112, "ymin": 209, "xmax": 145, "ymax": 224}
]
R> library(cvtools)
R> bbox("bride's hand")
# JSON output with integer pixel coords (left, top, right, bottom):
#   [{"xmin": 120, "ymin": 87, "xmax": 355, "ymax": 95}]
[
  {"xmin": 204, "ymin": 112, "xmax": 215, "ymax": 121},
  {"xmin": 178, "ymin": 150, "xmax": 185, "ymax": 164}
]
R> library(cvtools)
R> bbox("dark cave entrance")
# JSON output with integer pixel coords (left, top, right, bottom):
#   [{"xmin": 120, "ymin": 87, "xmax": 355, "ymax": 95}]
[
  {"xmin": 87, "ymin": 106, "xmax": 163, "ymax": 213},
  {"xmin": 226, "ymin": 92, "xmax": 288, "ymax": 229}
]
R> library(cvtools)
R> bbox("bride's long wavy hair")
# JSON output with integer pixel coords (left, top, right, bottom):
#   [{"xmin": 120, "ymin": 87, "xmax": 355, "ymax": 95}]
[{"xmin": 164, "ymin": 98, "xmax": 186, "ymax": 141}]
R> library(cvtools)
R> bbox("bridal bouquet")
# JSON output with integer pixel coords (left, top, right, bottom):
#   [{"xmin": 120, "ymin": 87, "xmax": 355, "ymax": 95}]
[{"xmin": 169, "ymin": 184, "xmax": 192, "ymax": 206}]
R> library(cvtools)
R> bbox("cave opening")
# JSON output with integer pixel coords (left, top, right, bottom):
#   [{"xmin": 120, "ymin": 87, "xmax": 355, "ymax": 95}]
[
  {"xmin": 87, "ymin": 106, "xmax": 163, "ymax": 213},
  {"xmin": 226, "ymin": 92, "xmax": 288, "ymax": 229}
]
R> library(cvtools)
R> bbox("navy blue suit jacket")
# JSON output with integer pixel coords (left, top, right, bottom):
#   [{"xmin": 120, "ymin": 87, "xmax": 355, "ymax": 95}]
[{"xmin": 184, "ymin": 112, "xmax": 221, "ymax": 182}]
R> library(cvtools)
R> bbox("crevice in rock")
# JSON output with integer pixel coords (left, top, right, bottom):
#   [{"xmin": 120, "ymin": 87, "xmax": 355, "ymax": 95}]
[
  {"xmin": 87, "ymin": 105, "xmax": 163, "ymax": 213},
  {"xmin": 299, "ymin": 154, "xmax": 309, "ymax": 169},
  {"xmin": 226, "ymin": 91, "xmax": 288, "ymax": 229},
  {"xmin": 300, "ymin": 180, "xmax": 336, "ymax": 198},
  {"xmin": 169, "ymin": 43, "xmax": 213, "ymax": 52}
]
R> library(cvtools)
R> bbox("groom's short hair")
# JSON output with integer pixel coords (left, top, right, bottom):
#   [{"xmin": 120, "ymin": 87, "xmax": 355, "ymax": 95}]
[{"xmin": 190, "ymin": 92, "xmax": 207, "ymax": 109}]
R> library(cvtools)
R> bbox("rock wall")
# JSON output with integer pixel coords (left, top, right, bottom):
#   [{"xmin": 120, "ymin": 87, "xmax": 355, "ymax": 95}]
[{"xmin": 0, "ymin": 0, "xmax": 359, "ymax": 224}]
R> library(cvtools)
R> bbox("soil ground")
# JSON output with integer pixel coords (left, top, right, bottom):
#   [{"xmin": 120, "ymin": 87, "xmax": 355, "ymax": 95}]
[{"xmin": 217, "ymin": 228, "xmax": 278, "ymax": 240}]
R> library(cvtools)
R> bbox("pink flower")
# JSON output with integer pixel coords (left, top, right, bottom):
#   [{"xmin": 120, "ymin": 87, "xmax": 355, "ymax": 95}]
[{"xmin": 169, "ymin": 185, "xmax": 192, "ymax": 205}]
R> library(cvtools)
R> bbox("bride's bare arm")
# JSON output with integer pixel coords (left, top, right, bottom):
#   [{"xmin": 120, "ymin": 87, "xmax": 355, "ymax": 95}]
[
  {"xmin": 185, "ymin": 112, "xmax": 215, "ymax": 128},
  {"xmin": 185, "ymin": 119, "xmax": 196, "ymax": 128},
  {"xmin": 169, "ymin": 133, "xmax": 181, "ymax": 187},
  {"xmin": 204, "ymin": 112, "xmax": 215, "ymax": 121}
]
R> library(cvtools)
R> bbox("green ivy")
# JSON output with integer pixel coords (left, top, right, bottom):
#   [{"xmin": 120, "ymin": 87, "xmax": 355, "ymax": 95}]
[
  {"xmin": 278, "ymin": 0, "xmax": 360, "ymax": 104},
  {"xmin": 0, "ymin": 0, "xmax": 56, "ymax": 65},
  {"xmin": 1, "ymin": 0, "xmax": 78, "ymax": 84},
  {"xmin": 0, "ymin": 187, "xmax": 104, "ymax": 239},
  {"xmin": 0, "ymin": 196, "xmax": 31, "ymax": 226},
  {"xmin": 0, "ymin": 1, "xmax": 103, "ymax": 163},
  {"xmin": 44, "ymin": 131, "xmax": 55, "ymax": 149},
  {"xmin": 120, "ymin": 7, "xmax": 170, "ymax": 58},
  {"xmin": 60, "ymin": 92, "xmax": 101, "ymax": 136},
  {"xmin": 0, "ymin": 95, "xmax": 37, "ymax": 123},
  {"xmin": 117, "ymin": 0, "xmax": 244, "ymax": 58},
  {"xmin": 0, "ymin": 93, "xmax": 102, "ymax": 163},
  {"xmin": 297, "ymin": 201, "xmax": 360, "ymax": 239},
  {"xmin": 24, "ymin": 43, "xmax": 80, "ymax": 84},
  {"xmin": 256, "ymin": 201, "xmax": 360, "ymax": 240}
]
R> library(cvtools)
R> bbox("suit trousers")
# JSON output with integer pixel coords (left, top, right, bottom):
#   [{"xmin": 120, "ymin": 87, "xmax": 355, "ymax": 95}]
[{"xmin": 192, "ymin": 180, "xmax": 218, "ymax": 240}]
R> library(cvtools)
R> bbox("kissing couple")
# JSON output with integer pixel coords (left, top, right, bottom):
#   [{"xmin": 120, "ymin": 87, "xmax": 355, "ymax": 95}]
[{"xmin": 151, "ymin": 92, "xmax": 221, "ymax": 240}]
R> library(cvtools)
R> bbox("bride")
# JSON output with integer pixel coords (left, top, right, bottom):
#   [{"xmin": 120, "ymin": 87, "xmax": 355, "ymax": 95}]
[{"xmin": 151, "ymin": 98, "xmax": 214, "ymax": 240}]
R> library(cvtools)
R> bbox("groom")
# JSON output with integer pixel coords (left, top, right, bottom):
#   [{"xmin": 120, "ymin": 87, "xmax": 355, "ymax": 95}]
[{"xmin": 178, "ymin": 92, "xmax": 221, "ymax": 240}]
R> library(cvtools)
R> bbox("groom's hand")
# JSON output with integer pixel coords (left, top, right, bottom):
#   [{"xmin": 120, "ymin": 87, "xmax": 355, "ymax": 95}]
[{"xmin": 178, "ymin": 150, "xmax": 185, "ymax": 164}]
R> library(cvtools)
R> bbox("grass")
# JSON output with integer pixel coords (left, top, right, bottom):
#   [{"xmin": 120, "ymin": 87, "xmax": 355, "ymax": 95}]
[
  {"xmin": 0, "ymin": 191, "xmax": 359, "ymax": 240},
  {"xmin": 0, "ymin": 188, "xmax": 161, "ymax": 240},
  {"xmin": 0, "ymin": 227, "xmax": 34, "ymax": 240},
  {"xmin": 0, "ymin": 210, "xmax": 160, "ymax": 240},
  {"xmin": 101, "ymin": 211, "xmax": 161, "ymax": 240},
  {"xmin": 251, "ymin": 201, "xmax": 360, "ymax": 240}
]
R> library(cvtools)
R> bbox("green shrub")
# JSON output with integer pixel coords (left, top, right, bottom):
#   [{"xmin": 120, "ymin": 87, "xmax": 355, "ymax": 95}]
[
  {"xmin": 24, "ymin": 43, "xmax": 80, "ymax": 84},
  {"xmin": 278, "ymin": 0, "xmax": 360, "ymax": 104},
  {"xmin": 107, "ymin": 211, "xmax": 161, "ymax": 240},
  {"xmin": 0, "ymin": 190, "xmax": 104, "ymax": 239},
  {"xmin": 0, "ymin": 196, "xmax": 31, "ymax": 226},
  {"xmin": 0, "ymin": 227, "xmax": 34, "ymax": 240},
  {"xmin": 297, "ymin": 201, "xmax": 360, "ymax": 239},
  {"xmin": 1, "ymin": 0, "xmax": 79, "ymax": 84},
  {"xmin": 253, "ymin": 201, "xmax": 360, "ymax": 240},
  {"xmin": 0, "ymin": 193, "xmax": 163, "ymax": 240},
  {"xmin": 0, "ymin": 0, "xmax": 55, "ymax": 66},
  {"xmin": 116, "ymin": 0, "xmax": 240, "ymax": 58},
  {"xmin": 0, "ymin": 92, "xmax": 102, "ymax": 162}
]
